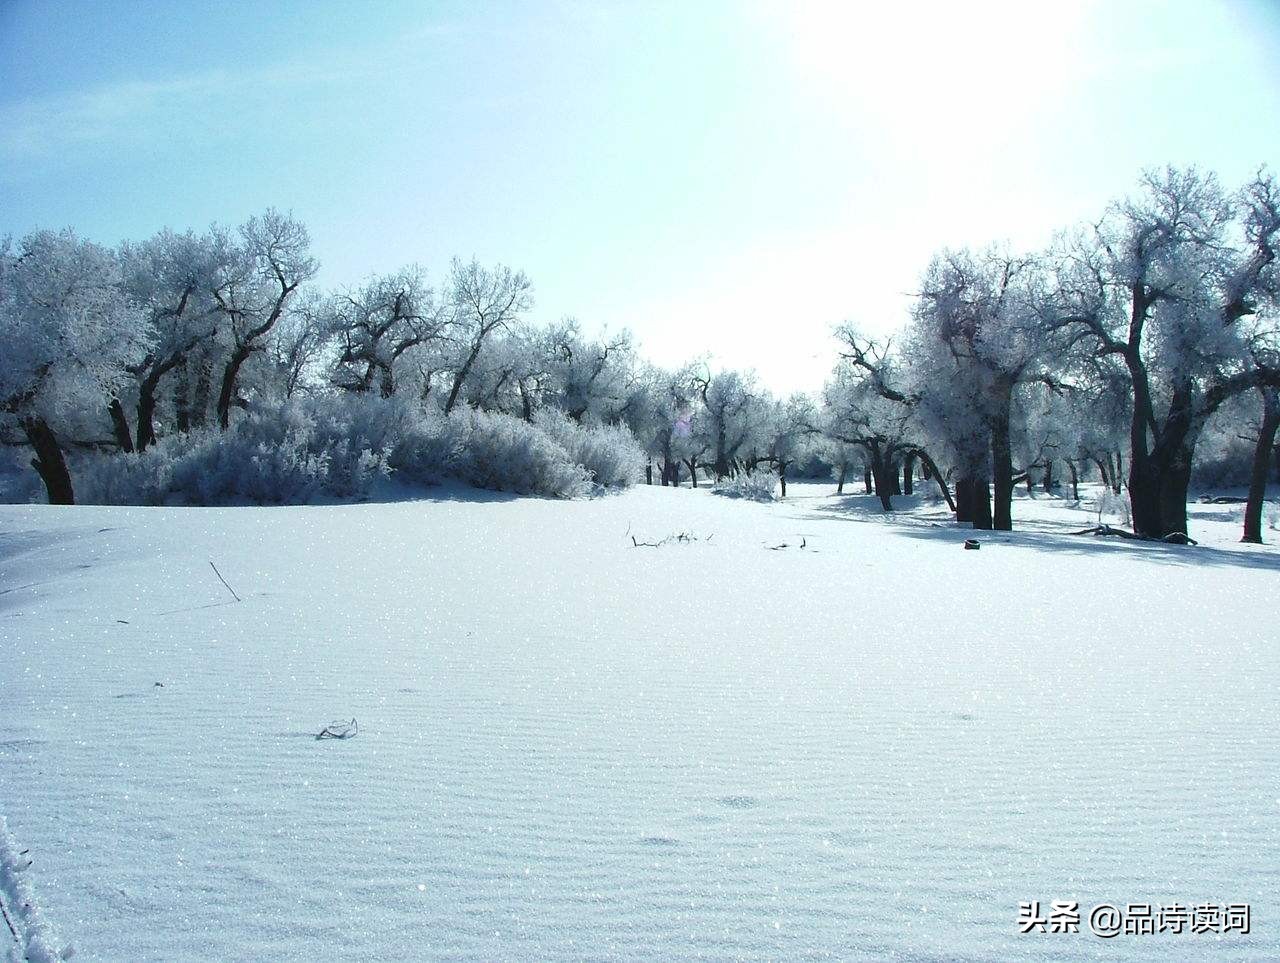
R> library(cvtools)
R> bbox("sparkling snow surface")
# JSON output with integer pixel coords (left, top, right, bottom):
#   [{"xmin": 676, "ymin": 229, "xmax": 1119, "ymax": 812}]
[{"xmin": 1, "ymin": 483, "xmax": 1277, "ymax": 961}]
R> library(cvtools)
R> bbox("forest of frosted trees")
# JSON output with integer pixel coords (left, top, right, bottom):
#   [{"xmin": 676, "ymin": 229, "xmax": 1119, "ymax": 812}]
[{"xmin": 2, "ymin": 166, "xmax": 1278, "ymax": 542}]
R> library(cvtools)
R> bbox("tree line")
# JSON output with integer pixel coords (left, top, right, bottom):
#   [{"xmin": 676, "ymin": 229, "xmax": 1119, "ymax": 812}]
[{"xmin": 2, "ymin": 166, "xmax": 1277, "ymax": 541}]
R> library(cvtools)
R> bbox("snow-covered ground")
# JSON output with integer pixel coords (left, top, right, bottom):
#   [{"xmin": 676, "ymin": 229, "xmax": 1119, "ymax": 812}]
[{"xmin": 2, "ymin": 482, "xmax": 1277, "ymax": 961}]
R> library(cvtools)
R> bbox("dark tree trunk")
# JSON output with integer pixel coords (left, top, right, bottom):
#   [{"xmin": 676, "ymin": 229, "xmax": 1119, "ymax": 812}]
[
  {"xmin": 990, "ymin": 406, "xmax": 1014, "ymax": 531},
  {"xmin": 902, "ymin": 452, "xmax": 915, "ymax": 496},
  {"xmin": 1093, "ymin": 456, "xmax": 1110, "ymax": 492},
  {"xmin": 217, "ymin": 346, "xmax": 253, "ymax": 430},
  {"xmin": 970, "ymin": 475, "xmax": 993, "ymax": 530},
  {"xmin": 1128, "ymin": 453, "xmax": 1162, "ymax": 537},
  {"xmin": 135, "ymin": 371, "xmax": 163, "ymax": 450},
  {"xmin": 1025, "ymin": 471, "xmax": 1034, "ymax": 497},
  {"xmin": 22, "ymin": 416, "xmax": 75, "ymax": 505},
  {"xmin": 686, "ymin": 459, "xmax": 698, "ymax": 488},
  {"xmin": 915, "ymin": 449, "xmax": 955, "ymax": 512},
  {"xmin": 955, "ymin": 476, "xmax": 974, "ymax": 523},
  {"xmin": 836, "ymin": 464, "xmax": 847, "ymax": 495},
  {"xmin": 868, "ymin": 447, "xmax": 893, "ymax": 511},
  {"xmin": 191, "ymin": 362, "xmax": 211, "ymax": 429},
  {"xmin": 1042, "ymin": 460, "xmax": 1053, "ymax": 494},
  {"xmin": 645, "ymin": 462, "xmax": 653, "ymax": 486},
  {"xmin": 1156, "ymin": 441, "xmax": 1194, "ymax": 538},
  {"xmin": 174, "ymin": 360, "xmax": 191, "ymax": 433},
  {"xmin": 108, "ymin": 399, "xmax": 134, "ymax": 453},
  {"xmin": 713, "ymin": 424, "xmax": 729, "ymax": 481},
  {"xmin": 779, "ymin": 461, "xmax": 787, "ymax": 498},
  {"xmin": 1067, "ymin": 459, "xmax": 1080, "ymax": 501},
  {"xmin": 863, "ymin": 466, "xmax": 873, "ymax": 494},
  {"xmin": 1241, "ymin": 390, "xmax": 1279, "ymax": 543}
]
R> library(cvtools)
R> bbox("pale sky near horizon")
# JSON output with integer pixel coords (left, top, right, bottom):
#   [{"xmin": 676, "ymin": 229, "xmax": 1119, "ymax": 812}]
[{"xmin": 3, "ymin": 0, "xmax": 1279, "ymax": 394}]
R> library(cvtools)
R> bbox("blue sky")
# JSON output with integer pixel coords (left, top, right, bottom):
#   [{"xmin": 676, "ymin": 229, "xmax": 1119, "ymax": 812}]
[{"xmin": 3, "ymin": 0, "xmax": 1279, "ymax": 392}]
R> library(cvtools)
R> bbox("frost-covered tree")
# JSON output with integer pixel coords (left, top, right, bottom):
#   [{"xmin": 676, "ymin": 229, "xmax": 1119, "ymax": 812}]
[
  {"xmin": 0, "ymin": 231, "xmax": 148, "ymax": 503},
  {"xmin": 910, "ymin": 248, "xmax": 1059, "ymax": 530},
  {"xmin": 442, "ymin": 258, "xmax": 532, "ymax": 414},
  {"xmin": 209, "ymin": 210, "xmax": 317, "ymax": 429},
  {"xmin": 267, "ymin": 291, "xmax": 331, "ymax": 399},
  {"xmin": 328, "ymin": 267, "xmax": 446, "ymax": 397},
  {"xmin": 541, "ymin": 320, "xmax": 634, "ymax": 423},
  {"xmin": 1046, "ymin": 167, "xmax": 1280, "ymax": 538},
  {"xmin": 692, "ymin": 366, "xmax": 758, "ymax": 480},
  {"xmin": 118, "ymin": 229, "xmax": 222, "ymax": 450},
  {"xmin": 823, "ymin": 356, "xmax": 921, "ymax": 512},
  {"xmin": 756, "ymin": 394, "xmax": 816, "ymax": 496}
]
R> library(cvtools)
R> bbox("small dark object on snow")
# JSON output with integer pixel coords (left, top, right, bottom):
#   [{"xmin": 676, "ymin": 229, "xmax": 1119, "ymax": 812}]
[
  {"xmin": 153, "ymin": 682, "xmax": 164, "ymax": 687},
  {"xmin": 317, "ymin": 718, "xmax": 358, "ymax": 740},
  {"xmin": 963, "ymin": 538, "xmax": 981, "ymax": 550}
]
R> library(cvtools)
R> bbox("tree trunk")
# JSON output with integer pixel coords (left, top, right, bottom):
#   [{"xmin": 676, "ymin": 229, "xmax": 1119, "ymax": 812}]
[
  {"xmin": 713, "ymin": 437, "xmax": 729, "ymax": 480},
  {"xmin": 1093, "ymin": 456, "xmax": 1110, "ymax": 492},
  {"xmin": 1042, "ymin": 460, "xmax": 1053, "ymax": 494},
  {"xmin": 916, "ymin": 449, "xmax": 955, "ymax": 512},
  {"xmin": 686, "ymin": 459, "xmax": 698, "ymax": 488},
  {"xmin": 955, "ymin": 476, "xmax": 973, "ymax": 523},
  {"xmin": 192, "ymin": 362, "xmax": 211, "ymax": 429},
  {"xmin": 1067, "ymin": 459, "xmax": 1079, "ymax": 501},
  {"xmin": 135, "ymin": 370, "xmax": 164, "ymax": 450},
  {"xmin": 779, "ymin": 461, "xmax": 787, "ymax": 498},
  {"xmin": 645, "ymin": 462, "xmax": 653, "ymax": 486},
  {"xmin": 108, "ymin": 399, "xmax": 134, "ymax": 453},
  {"xmin": 970, "ymin": 475, "xmax": 993, "ymax": 530},
  {"xmin": 22, "ymin": 416, "xmax": 75, "ymax": 505},
  {"xmin": 990, "ymin": 405, "xmax": 1014, "ymax": 531},
  {"xmin": 863, "ymin": 466, "xmax": 873, "ymax": 494},
  {"xmin": 902, "ymin": 452, "xmax": 915, "ymax": 496},
  {"xmin": 836, "ymin": 464, "xmax": 847, "ymax": 494},
  {"xmin": 869, "ymin": 447, "xmax": 893, "ymax": 511},
  {"xmin": 174, "ymin": 359, "xmax": 191, "ymax": 433},
  {"xmin": 217, "ymin": 346, "xmax": 253, "ymax": 430},
  {"xmin": 1156, "ymin": 440, "xmax": 1194, "ymax": 538},
  {"xmin": 1241, "ymin": 389, "xmax": 1279, "ymax": 543}
]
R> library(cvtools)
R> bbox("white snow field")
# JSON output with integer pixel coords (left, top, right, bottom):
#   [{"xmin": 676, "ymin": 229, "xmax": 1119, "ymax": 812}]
[{"xmin": 1, "ymin": 482, "xmax": 1278, "ymax": 961}]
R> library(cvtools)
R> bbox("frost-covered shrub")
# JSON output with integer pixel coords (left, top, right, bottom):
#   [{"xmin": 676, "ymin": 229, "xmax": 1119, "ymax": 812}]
[
  {"xmin": 0, "ymin": 447, "xmax": 44, "ymax": 503},
  {"xmin": 75, "ymin": 396, "xmax": 401, "ymax": 505},
  {"xmin": 712, "ymin": 470, "xmax": 779, "ymax": 502},
  {"xmin": 74, "ymin": 444, "xmax": 174, "ymax": 505},
  {"xmin": 450, "ymin": 408, "xmax": 590, "ymax": 497},
  {"xmin": 22, "ymin": 396, "xmax": 616, "ymax": 505},
  {"xmin": 532, "ymin": 408, "xmax": 644, "ymax": 488},
  {"xmin": 1094, "ymin": 489, "xmax": 1132, "ymax": 527},
  {"xmin": 387, "ymin": 410, "xmax": 469, "ymax": 486}
]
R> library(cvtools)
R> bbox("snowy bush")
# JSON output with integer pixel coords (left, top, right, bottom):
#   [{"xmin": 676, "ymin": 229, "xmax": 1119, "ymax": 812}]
[
  {"xmin": 711, "ymin": 470, "xmax": 779, "ymax": 502},
  {"xmin": 0, "ymin": 446, "xmax": 45, "ymax": 503},
  {"xmin": 532, "ymin": 408, "xmax": 645, "ymax": 488},
  {"xmin": 1094, "ymin": 489, "xmax": 1132, "ymax": 528},
  {"xmin": 75, "ymin": 396, "xmax": 402, "ymax": 505},
  {"xmin": 387, "ymin": 410, "xmax": 469, "ymax": 487},
  {"xmin": 450, "ymin": 408, "xmax": 591, "ymax": 497}
]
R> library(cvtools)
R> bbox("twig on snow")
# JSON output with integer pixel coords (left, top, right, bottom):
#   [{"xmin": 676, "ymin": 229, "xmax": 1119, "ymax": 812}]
[
  {"xmin": 209, "ymin": 561, "xmax": 242, "ymax": 603},
  {"xmin": 316, "ymin": 718, "xmax": 358, "ymax": 740}
]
